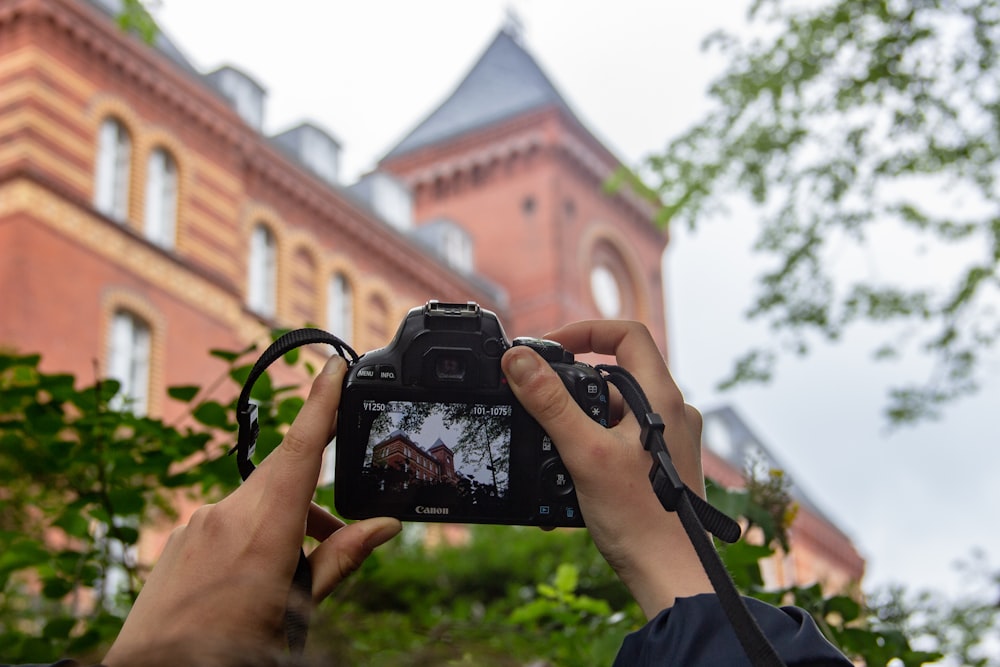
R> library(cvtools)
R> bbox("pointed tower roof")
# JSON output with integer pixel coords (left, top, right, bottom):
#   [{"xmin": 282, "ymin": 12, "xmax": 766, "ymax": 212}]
[{"xmin": 383, "ymin": 28, "xmax": 579, "ymax": 160}]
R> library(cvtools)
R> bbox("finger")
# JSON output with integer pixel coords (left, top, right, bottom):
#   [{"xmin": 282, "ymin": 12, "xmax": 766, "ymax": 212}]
[
  {"xmin": 501, "ymin": 346, "xmax": 605, "ymax": 464},
  {"xmin": 306, "ymin": 502, "xmax": 345, "ymax": 542},
  {"xmin": 252, "ymin": 355, "xmax": 347, "ymax": 508},
  {"xmin": 545, "ymin": 321, "xmax": 685, "ymax": 422},
  {"xmin": 680, "ymin": 404, "xmax": 706, "ymax": 497},
  {"xmin": 308, "ymin": 517, "xmax": 402, "ymax": 602}
]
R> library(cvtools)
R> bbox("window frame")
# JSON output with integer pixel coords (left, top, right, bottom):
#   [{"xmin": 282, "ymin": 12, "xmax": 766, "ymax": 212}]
[
  {"xmin": 143, "ymin": 147, "xmax": 178, "ymax": 249},
  {"xmin": 327, "ymin": 271, "xmax": 354, "ymax": 344},
  {"xmin": 107, "ymin": 310, "xmax": 151, "ymax": 416},
  {"xmin": 94, "ymin": 117, "xmax": 132, "ymax": 221},
  {"xmin": 247, "ymin": 223, "xmax": 278, "ymax": 317}
]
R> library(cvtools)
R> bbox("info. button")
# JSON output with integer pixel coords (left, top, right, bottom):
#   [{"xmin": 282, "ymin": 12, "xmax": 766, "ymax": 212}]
[{"xmin": 377, "ymin": 365, "xmax": 398, "ymax": 381}]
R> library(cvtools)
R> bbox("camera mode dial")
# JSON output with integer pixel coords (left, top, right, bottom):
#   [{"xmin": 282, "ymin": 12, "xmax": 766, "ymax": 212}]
[{"xmin": 511, "ymin": 337, "xmax": 574, "ymax": 364}]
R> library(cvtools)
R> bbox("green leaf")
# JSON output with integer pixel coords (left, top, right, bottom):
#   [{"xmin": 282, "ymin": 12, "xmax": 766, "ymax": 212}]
[
  {"xmin": 192, "ymin": 401, "xmax": 230, "ymax": 429},
  {"xmin": 824, "ymin": 594, "xmax": 861, "ymax": 623},
  {"xmin": 210, "ymin": 348, "xmax": 242, "ymax": 362},
  {"xmin": 276, "ymin": 396, "xmax": 305, "ymax": 425},
  {"xmin": 553, "ymin": 563, "xmax": 579, "ymax": 595},
  {"xmin": 41, "ymin": 576, "xmax": 74, "ymax": 600},
  {"xmin": 167, "ymin": 385, "xmax": 201, "ymax": 402}
]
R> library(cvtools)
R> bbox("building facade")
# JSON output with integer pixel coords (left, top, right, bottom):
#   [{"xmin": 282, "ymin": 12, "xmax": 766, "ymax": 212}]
[
  {"xmin": 0, "ymin": 0, "xmax": 863, "ymax": 594},
  {"xmin": 379, "ymin": 29, "xmax": 670, "ymax": 351},
  {"xmin": 701, "ymin": 407, "xmax": 866, "ymax": 593},
  {"xmin": 0, "ymin": 0, "xmax": 505, "ymax": 422},
  {"xmin": 372, "ymin": 431, "xmax": 459, "ymax": 486}
]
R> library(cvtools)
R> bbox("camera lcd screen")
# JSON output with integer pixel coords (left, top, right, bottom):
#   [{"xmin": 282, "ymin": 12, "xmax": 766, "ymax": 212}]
[{"xmin": 355, "ymin": 398, "xmax": 514, "ymax": 516}]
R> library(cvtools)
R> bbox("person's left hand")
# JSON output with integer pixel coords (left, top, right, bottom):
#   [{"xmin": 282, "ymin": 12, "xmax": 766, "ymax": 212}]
[{"xmin": 103, "ymin": 355, "xmax": 401, "ymax": 664}]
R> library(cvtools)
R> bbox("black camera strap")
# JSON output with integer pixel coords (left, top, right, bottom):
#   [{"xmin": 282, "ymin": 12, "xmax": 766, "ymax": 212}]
[
  {"xmin": 598, "ymin": 364, "xmax": 787, "ymax": 667},
  {"xmin": 231, "ymin": 329, "xmax": 785, "ymax": 665},
  {"xmin": 230, "ymin": 328, "xmax": 358, "ymax": 653}
]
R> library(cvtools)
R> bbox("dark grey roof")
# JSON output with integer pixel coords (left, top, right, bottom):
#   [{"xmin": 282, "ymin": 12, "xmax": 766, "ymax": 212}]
[
  {"xmin": 383, "ymin": 28, "xmax": 578, "ymax": 160},
  {"xmin": 701, "ymin": 405, "xmax": 850, "ymax": 539}
]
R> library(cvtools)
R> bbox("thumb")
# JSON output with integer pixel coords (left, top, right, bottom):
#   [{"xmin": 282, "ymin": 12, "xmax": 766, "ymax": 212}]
[
  {"xmin": 502, "ymin": 346, "xmax": 597, "ymax": 457},
  {"xmin": 307, "ymin": 517, "xmax": 401, "ymax": 602}
]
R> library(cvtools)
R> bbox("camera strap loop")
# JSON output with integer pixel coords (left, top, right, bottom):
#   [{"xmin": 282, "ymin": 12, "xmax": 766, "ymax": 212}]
[
  {"xmin": 230, "ymin": 328, "xmax": 358, "ymax": 653},
  {"xmin": 598, "ymin": 364, "xmax": 787, "ymax": 667},
  {"xmin": 231, "ymin": 328, "xmax": 358, "ymax": 480}
]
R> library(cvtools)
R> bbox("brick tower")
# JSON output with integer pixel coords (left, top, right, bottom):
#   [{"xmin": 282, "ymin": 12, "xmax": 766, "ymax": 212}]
[{"xmin": 378, "ymin": 27, "xmax": 670, "ymax": 354}]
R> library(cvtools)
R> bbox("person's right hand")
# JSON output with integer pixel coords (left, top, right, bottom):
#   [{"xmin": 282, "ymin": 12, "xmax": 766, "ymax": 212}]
[{"xmin": 501, "ymin": 320, "xmax": 712, "ymax": 619}]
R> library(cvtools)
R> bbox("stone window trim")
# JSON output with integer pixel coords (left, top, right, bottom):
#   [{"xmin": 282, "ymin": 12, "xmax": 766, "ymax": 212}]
[
  {"xmin": 578, "ymin": 225, "xmax": 648, "ymax": 323},
  {"xmin": 93, "ymin": 115, "xmax": 133, "ymax": 223},
  {"xmin": 100, "ymin": 289, "xmax": 167, "ymax": 417}
]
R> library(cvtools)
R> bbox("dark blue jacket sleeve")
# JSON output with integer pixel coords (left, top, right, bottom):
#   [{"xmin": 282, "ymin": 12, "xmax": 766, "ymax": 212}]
[{"xmin": 613, "ymin": 593, "xmax": 852, "ymax": 666}]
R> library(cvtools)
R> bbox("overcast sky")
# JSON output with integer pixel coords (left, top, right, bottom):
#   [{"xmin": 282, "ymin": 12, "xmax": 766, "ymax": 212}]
[{"xmin": 152, "ymin": 1, "xmax": 999, "ymax": 599}]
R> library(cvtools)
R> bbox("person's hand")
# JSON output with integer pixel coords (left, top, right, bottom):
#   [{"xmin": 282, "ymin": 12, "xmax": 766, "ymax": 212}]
[
  {"xmin": 501, "ymin": 320, "xmax": 711, "ymax": 619},
  {"xmin": 103, "ymin": 355, "xmax": 402, "ymax": 664}
]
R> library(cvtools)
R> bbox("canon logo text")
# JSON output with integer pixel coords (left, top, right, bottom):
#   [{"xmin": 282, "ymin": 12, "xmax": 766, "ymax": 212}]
[{"xmin": 415, "ymin": 506, "xmax": 450, "ymax": 515}]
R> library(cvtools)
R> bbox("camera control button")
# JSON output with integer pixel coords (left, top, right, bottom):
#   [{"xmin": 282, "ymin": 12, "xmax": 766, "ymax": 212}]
[
  {"xmin": 541, "ymin": 460, "xmax": 574, "ymax": 496},
  {"xmin": 355, "ymin": 366, "xmax": 377, "ymax": 380},
  {"xmin": 482, "ymin": 337, "xmax": 506, "ymax": 357},
  {"xmin": 377, "ymin": 365, "xmax": 398, "ymax": 381}
]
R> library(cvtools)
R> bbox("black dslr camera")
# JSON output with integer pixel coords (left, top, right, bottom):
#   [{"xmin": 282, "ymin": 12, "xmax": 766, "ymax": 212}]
[{"xmin": 334, "ymin": 301, "xmax": 609, "ymax": 527}]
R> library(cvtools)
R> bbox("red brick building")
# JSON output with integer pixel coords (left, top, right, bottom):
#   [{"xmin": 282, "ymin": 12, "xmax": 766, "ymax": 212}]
[
  {"xmin": 0, "ymin": 0, "xmax": 863, "ymax": 593},
  {"xmin": 378, "ymin": 28, "xmax": 669, "ymax": 348},
  {"xmin": 372, "ymin": 431, "xmax": 459, "ymax": 486}
]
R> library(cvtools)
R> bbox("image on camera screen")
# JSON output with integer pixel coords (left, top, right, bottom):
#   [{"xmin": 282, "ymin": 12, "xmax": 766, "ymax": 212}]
[{"xmin": 359, "ymin": 399, "xmax": 513, "ymax": 511}]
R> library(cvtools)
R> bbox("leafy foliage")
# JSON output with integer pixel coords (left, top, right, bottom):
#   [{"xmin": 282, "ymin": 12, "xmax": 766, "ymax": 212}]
[
  {"xmin": 0, "ymin": 352, "xmax": 237, "ymax": 661},
  {"xmin": 639, "ymin": 0, "xmax": 1000, "ymax": 424},
  {"xmin": 868, "ymin": 550, "xmax": 1000, "ymax": 667},
  {"xmin": 1, "ymin": 346, "xmax": 990, "ymax": 665}
]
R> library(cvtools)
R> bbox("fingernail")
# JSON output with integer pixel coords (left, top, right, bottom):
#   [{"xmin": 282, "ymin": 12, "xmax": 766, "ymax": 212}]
[
  {"xmin": 367, "ymin": 518, "xmax": 402, "ymax": 548},
  {"xmin": 321, "ymin": 355, "xmax": 347, "ymax": 375},
  {"xmin": 504, "ymin": 348, "xmax": 541, "ymax": 386}
]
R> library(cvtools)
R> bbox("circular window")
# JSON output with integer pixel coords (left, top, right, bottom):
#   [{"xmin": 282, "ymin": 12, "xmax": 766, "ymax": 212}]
[{"xmin": 590, "ymin": 265, "xmax": 622, "ymax": 318}]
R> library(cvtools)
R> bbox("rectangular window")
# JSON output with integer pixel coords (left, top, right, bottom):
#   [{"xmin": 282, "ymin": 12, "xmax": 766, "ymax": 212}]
[
  {"xmin": 327, "ymin": 273, "xmax": 353, "ymax": 343},
  {"xmin": 248, "ymin": 225, "xmax": 277, "ymax": 316},
  {"xmin": 94, "ymin": 118, "xmax": 131, "ymax": 221},
  {"xmin": 107, "ymin": 311, "xmax": 151, "ymax": 416},
  {"xmin": 144, "ymin": 148, "xmax": 178, "ymax": 249}
]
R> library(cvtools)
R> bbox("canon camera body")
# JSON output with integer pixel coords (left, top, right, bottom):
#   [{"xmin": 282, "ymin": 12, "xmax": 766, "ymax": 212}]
[{"xmin": 334, "ymin": 301, "xmax": 609, "ymax": 527}]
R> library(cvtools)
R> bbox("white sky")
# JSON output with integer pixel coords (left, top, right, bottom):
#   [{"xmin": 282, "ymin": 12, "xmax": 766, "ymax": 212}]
[{"xmin": 152, "ymin": 1, "xmax": 999, "ymax": 600}]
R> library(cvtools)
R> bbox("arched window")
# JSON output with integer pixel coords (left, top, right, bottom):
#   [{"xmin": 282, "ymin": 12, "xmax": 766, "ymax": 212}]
[
  {"xmin": 107, "ymin": 310, "xmax": 151, "ymax": 416},
  {"xmin": 327, "ymin": 272, "xmax": 353, "ymax": 344},
  {"xmin": 366, "ymin": 293, "xmax": 390, "ymax": 344},
  {"xmin": 94, "ymin": 117, "xmax": 132, "ymax": 221},
  {"xmin": 441, "ymin": 225, "xmax": 473, "ymax": 273},
  {"xmin": 144, "ymin": 147, "xmax": 178, "ymax": 248},
  {"xmin": 247, "ymin": 224, "xmax": 277, "ymax": 317}
]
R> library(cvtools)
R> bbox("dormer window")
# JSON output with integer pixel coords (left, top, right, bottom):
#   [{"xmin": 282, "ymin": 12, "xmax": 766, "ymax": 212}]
[
  {"xmin": 300, "ymin": 126, "xmax": 339, "ymax": 184},
  {"xmin": 273, "ymin": 123, "xmax": 341, "ymax": 186},
  {"xmin": 207, "ymin": 66, "xmax": 266, "ymax": 131},
  {"xmin": 348, "ymin": 171, "xmax": 413, "ymax": 231},
  {"xmin": 408, "ymin": 218, "xmax": 474, "ymax": 273},
  {"xmin": 442, "ymin": 225, "xmax": 473, "ymax": 273}
]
